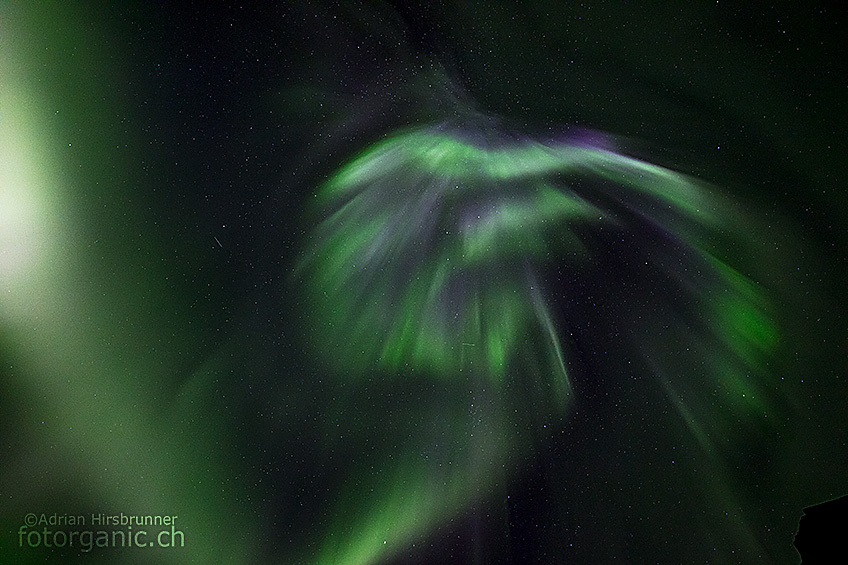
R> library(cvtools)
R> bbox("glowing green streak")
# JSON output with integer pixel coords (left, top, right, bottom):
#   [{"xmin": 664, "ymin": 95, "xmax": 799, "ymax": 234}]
[
  {"xmin": 313, "ymin": 382, "xmax": 515, "ymax": 565},
  {"xmin": 322, "ymin": 130, "xmax": 717, "ymax": 225}
]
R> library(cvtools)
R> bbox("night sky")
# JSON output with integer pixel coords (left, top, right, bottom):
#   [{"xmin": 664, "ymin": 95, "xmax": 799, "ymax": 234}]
[{"xmin": 1, "ymin": 3, "xmax": 846, "ymax": 564}]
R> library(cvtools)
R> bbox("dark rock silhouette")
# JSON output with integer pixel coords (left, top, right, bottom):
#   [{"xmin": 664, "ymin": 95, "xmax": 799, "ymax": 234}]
[{"xmin": 795, "ymin": 494, "xmax": 848, "ymax": 563}]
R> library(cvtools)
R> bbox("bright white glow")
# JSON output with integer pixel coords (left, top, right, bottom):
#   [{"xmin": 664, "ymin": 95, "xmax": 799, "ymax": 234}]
[{"xmin": 0, "ymin": 9, "xmax": 67, "ymax": 322}]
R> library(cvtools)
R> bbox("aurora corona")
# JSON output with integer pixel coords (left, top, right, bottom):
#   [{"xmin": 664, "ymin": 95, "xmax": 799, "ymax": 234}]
[{"xmin": 297, "ymin": 117, "xmax": 772, "ymax": 395}]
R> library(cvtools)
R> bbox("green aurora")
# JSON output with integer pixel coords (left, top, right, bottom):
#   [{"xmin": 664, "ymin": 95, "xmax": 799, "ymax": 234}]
[{"xmin": 1, "ymin": 3, "xmax": 844, "ymax": 565}]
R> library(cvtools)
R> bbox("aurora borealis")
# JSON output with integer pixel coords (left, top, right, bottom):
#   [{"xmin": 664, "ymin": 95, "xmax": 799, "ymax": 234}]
[
  {"xmin": 295, "ymin": 115, "xmax": 789, "ymax": 563},
  {"xmin": 2, "ymin": 3, "xmax": 846, "ymax": 564},
  {"xmin": 299, "ymin": 120, "xmax": 729, "ymax": 383}
]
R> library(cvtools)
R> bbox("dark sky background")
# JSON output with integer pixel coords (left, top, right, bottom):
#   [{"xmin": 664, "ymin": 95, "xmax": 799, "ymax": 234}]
[{"xmin": 1, "ymin": 3, "xmax": 845, "ymax": 564}]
